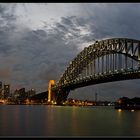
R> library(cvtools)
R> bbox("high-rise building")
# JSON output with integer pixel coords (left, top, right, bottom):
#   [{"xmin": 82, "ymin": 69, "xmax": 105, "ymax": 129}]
[
  {"xmin": 4, "ymin": 84, "xmax": 10, "ymax": 99},
  {"xmin": 27, "ymin": 89, "xmax": 36, "ymax": 97},
  {"xmin": 14, "ymin": 89, "xmax": 19, "ymax": 99},
  {"xmin": 0, "ymin": 81, "xmax": 2, "ymax": 90},
  {"xmin": 0, "ymin": 82, "xmax": 2, "ymax": 98},
  {"xmin": 19, "ymin": 88, "xmax": 25, "ymax": 94},
  {"xmin": 19, "ymin": 88, "xmax": 29, "ymax": 100}
]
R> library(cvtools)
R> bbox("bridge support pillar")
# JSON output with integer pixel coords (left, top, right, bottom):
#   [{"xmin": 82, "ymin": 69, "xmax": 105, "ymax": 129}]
[{"xmin": 48, "ymin": 80, "xmax": 55, "ymax": 104}]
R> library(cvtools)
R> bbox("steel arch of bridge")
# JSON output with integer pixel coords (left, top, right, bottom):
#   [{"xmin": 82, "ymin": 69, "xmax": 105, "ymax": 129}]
[{"xmin": 50, "ymin": 38, "xmax": 140, "ymax": 104}]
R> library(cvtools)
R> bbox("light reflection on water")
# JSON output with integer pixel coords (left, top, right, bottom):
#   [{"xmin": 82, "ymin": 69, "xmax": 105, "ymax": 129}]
[{"xmin": 0, "ymin": 105, "xmax": 139, "ymax": 137}]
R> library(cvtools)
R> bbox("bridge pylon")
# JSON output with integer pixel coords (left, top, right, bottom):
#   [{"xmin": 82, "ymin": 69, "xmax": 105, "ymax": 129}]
[{"xmin": 48, "ymin": 80, "xmax": 55, "ymax": 104}]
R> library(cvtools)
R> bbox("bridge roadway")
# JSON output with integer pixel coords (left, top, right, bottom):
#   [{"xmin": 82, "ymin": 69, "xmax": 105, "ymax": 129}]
[{"xmin": 53, "ymin": 68, "xmax": 140, "ymax": 91}]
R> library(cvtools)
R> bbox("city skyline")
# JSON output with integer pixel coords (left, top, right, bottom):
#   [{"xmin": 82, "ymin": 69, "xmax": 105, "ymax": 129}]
[{"xmin": 0, "ymin": 3, "xmax": 140, "ymax": 101}]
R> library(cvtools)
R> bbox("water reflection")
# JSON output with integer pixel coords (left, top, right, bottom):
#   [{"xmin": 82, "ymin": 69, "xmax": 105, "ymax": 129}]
[
  {"xmin": 71, "ymin": 106, "xmax": 80, "ymax": 135},
  {"xmin": 115, "ymin": 109, "xmax": 140, "ymax": 136},
  {"xmin": 45, "ymin": 105, "xmax": 56, "ymax": 136},
  {"xmin": 12, "ymin": 106, "xmax": 20, "ymax": 135},
  {"xmin": 0, "ymin": 106, "xmax": 139, "ymax": 136},
  {"xmin": 131, "ymin": 110, "xmax": 140, "ymax": 135}
]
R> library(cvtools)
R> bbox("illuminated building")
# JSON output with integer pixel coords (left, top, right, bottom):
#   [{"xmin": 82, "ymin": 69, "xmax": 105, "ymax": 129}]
[
  {"xmin": 14, "ymin": 89, "xmax": 19, "ymax": 99},
  {"xmin": 18, "ymin": 88, "xmax": 27, "ymax": 100},
  {"xmin": 4, "ymin": 84, "xmax": 10, "ymax": 99},
  {"xmin": 27, "ymin": 89, "xmax": 36, "ymax": 97}
]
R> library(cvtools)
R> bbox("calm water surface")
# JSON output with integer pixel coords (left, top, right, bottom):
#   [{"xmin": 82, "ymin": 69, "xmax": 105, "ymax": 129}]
[{"xmin": 0, "ymin": 105, "xmax": 139, "ymax": 137}]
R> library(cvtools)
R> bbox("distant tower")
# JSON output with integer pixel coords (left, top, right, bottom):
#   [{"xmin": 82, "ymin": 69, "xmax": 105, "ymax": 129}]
[
  {"xmin": 95, "ymin": 92, "xmax": 97, "ymax": 102},
  {"xmin": 4, "ymin": 84, "xmax": 10, "ymax": 99}
]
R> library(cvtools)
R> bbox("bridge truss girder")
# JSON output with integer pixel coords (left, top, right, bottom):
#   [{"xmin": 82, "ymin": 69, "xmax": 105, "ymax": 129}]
[
  {"xmin": 55, "ymin": 38, "xmax": 140, "ymax": 88},
  {"xmin": 51, "ymin": 38, "xmax": 140, "ymax": 104}
]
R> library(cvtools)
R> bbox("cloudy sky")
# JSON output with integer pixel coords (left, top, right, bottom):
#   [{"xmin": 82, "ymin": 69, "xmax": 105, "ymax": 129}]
[{"xmin": 0, "ymin": 3, "xmax": 140, "ymax": 101}]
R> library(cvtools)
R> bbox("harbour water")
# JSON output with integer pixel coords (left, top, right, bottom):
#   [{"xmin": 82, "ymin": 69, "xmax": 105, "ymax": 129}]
[{"xmin": 0, "ymin": 105, "xmax": 139, "ymax": 137}]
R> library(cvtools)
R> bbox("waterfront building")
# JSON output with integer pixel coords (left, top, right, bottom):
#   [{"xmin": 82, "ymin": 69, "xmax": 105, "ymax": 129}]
[{"xmin": 4, "ymin": 84, "xmax": 10, "ymax": 99}]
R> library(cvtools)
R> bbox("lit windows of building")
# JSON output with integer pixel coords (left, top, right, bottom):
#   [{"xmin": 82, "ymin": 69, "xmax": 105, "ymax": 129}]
[{"xmin": 4, "ymin": 84, "xmax": 10, "ymax": 99}]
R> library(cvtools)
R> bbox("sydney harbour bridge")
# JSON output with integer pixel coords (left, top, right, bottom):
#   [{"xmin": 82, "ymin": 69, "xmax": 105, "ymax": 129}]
[{"xmin": 30, "ymin": 38, "xmax": 140, "ymax": 105}]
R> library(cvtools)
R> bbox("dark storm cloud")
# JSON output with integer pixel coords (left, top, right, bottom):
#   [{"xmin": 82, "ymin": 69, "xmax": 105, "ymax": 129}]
[
  {"xmin": 0, "ymin": 4, "xmax": 17, "ymax": 55},
  {"xmin": 9, "ymin": 27, "xmax": 79, "ymax": 91},
  {"xmin": 0, "ymin": 5, "xmax": 80, "ymax": 92},
  {"xmin": 78, "ymin": 3, "xmax": 140, "ymax": 40},
  {"xmin": 0, "ymin": 4, "xmax": 16, "ymax": 27}
]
